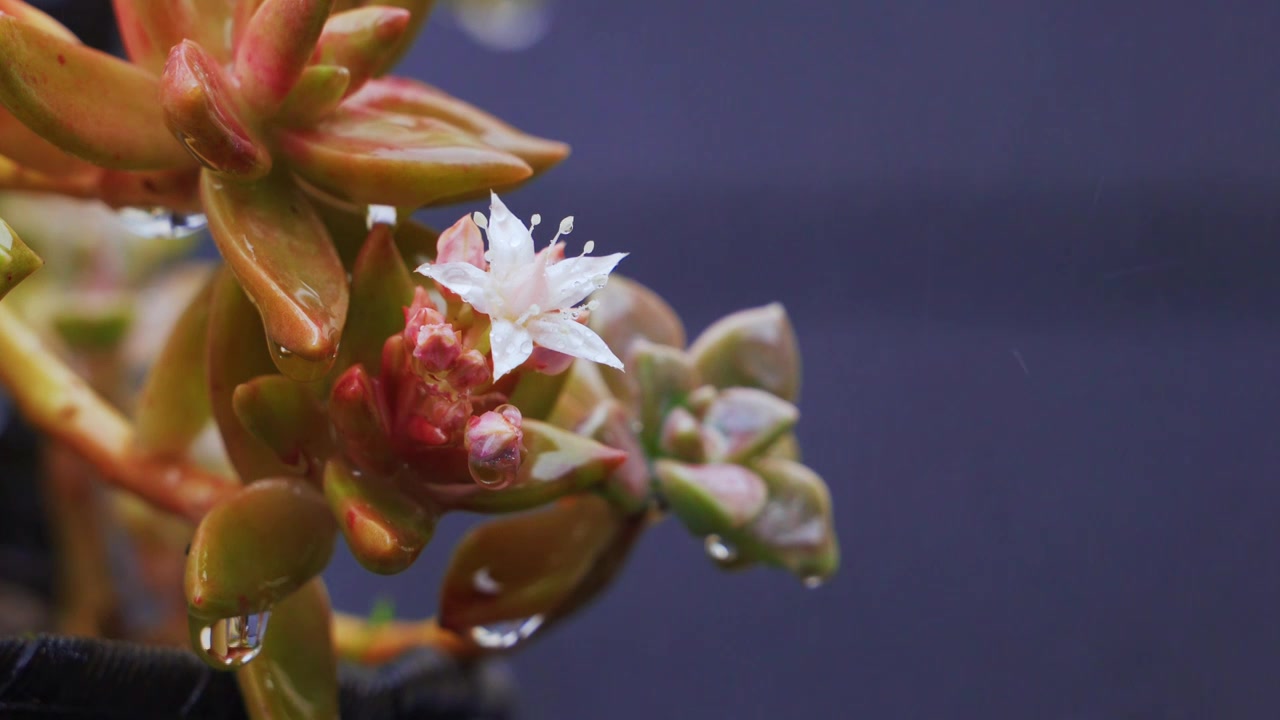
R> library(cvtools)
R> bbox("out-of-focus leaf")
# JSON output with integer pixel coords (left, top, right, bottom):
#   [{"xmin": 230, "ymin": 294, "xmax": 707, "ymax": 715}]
[
  {"xmin": 0, "ymin": 0, "xmax": 77, "ymax": 42},
  {"xmin": 233, "ymin": 0, "xmax": 332, "ymax": 118},
  {"xmin": 207, "ymin": 268, "xmax": 297, "ymax": 481},
  {"xmin": 324, "ymin": 458, "xmax": 436, "ymax": 575},
  {"xmin": 186, "ymin": 477, "xmax": 337, "ymax": 621},
  {"xmin": 161, "ymin": 40, "xmax": 272, "ymax": 179},
  {"xmin": 630, "ymin": 340, "xmax": 697, "ymax": 450},
  {"xmin": 280, "ymin": 107, "xmax": 531, "ymax": 207},
  {"xmin": 0, "ymin": 15, "xmax": 192, "ymax": 170},
  {"xmin": 201, "ymin": 172, "xmax": 348, "ymax": 380},
  {"xmin": 575, "ymin": 398, "xmax": 652, "ymax": 513},
  {"xmin": 588, "ymin": 274, "xmax": 686, "ymax": 358},
  {"xmin": 112, "ymin": 0, "xmax": 238, "ymax": 74},
  {"xmin": 236, "ymin": 579, "xmax": 339, "ymax": 720},
  {"xmin": 745, "ymin": 458, "xmax": 839, "ymax": 582},
  {"xmin": 0, "ymin": 218, "xmax": 42, "ymax": 302},
  {"xmin": 134, "ymin": 276, "xmax": 212, "ymax": 456},
  {"xmin": 688, "ymin": 303, "xmax": 801, "ymax": 402},
  {"xmin": 348, "ymin": 77, "xmax": 568, "ymax": 174},
  {"xmin": 653, "ymin": 460, "xmax": 768, "ymax": 537},
  {"xmin": 701, "ymin": 387, "xmax": 799, "ymax": 463},
  {"xmin": 368, "ymin": 0, "xmax": 433, "ymax": 75},
  {"xmin": 0, "ymin": 108, "xmax": 97, "ymax": 178}
]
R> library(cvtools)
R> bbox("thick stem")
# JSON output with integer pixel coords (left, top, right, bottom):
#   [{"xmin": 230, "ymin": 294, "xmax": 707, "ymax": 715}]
[
  {"xmin": 331, "ymin": 612, "xmax": 473, "ymax": 664},
  {"xmin": 0, "ymin": 305, "xmax": 234, "ymax": 522}
]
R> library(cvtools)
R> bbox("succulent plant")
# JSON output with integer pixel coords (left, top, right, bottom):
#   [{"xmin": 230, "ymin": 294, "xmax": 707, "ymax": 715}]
[{"xmin": 0, "ymin": 2, "xmax": 840, "ymax": 719}]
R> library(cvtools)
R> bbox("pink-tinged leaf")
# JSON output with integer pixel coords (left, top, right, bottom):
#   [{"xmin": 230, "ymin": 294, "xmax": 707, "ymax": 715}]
[
  {"xmin": 112, "ymin": 0, "xmax": 238, "ymax": 75},
  {"xmin": 323, "ymin": 458, "xmax": 436, "ymax": 575},
  {"xmin": 575, "ymin": 398, "xmax": 653, "ymax": 514},
  {"xmin": 232, "ymin": 374, "xmax": 333, "ymax": 478},
  {"xmin": 134, "ymin": 276, "xmax": 213, "ymax": 457},
  {"xmin": 281, "ymin": 107, "xmax": 531, "ymax": 207},
  {"xmin": 349, "ymin": 77, "xmax": 568, "ymax": 174},
  {"xmin": 313, "ymin": 6, "xmax": 412, "ymax": 97},
  {"xmin": 0, "ymin": 0, "xmax": 77, "ymax": 43},
  {"xmin": 236, "ymin": 579, "xmax": 339, "ymax": 720},
  {"xmin": 689, "ymin": 303, "xmax": 801, "ymax": 402},
  {"xmin": 277, "ymin": 64, "xmax": 350, "ymax": 127},
  {"xmin": 653, "ymin": 460, "xmax": 769, "ymax": 535},
  {"xmin": 588, "ymin": 274, "xmax": 686, "ymax": 360},
  {"xmin": 334, "ymin": 223, "xmax": 415, "ymax": 386},
  {"xmin": 328, "ymin": 364, "xmax": 395, "ymax": 474},
  {"xmin": 201, "ymin": 172, "xmax": 348, "ymax": 379},
  {"xmin": 206, "ymin": 269, "xmax": 298, "ymax": 482},
  {"xmin": 0, "ymin": 15, "xmax": 192, "ymax": 170},
  {"xmin": 162, "ymin": 40, "xmax": 272, "ymax": 179},
  {"xmin": 368, "ymin": 0, "xmax": 433, "ymax": 75},
  {"xmin": 0, "ymin": 107, "xmax": 98, "ymax": 178},
  {"xmin": 234, "ymin": 0, "xmax": 335, "ymax": 118}
]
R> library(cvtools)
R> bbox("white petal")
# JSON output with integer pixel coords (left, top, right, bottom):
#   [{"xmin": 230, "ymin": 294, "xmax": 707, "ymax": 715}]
[
  {"xmin": 486, "ymin": 192, "xmax": 534, "ymax": 280},
  {"xmin": 416, "ymin": 261, "xmax": 495, "ymax": 315},
  {"xmin": 544, "ymin": 252, "xmax": 628, "ymax": 310},
  {"xmin": 527, "ymin": 313, "xmax": 623, "ymax": 370},
  {"xmin": 490, "ymin": 317, "xmax": 534, "ymax": 379}
]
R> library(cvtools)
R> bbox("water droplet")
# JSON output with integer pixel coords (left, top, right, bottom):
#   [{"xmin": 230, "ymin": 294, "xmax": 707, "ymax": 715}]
[
  {"xmin": 472, "ymin": 567, "xmax": 502, "ymax": 595},
  {"xmin": 366, "ymin": 204, "xmax": 398, "ymax": 230},
  {"xmin": 194, "ymin": 611, "xmax": 271, "ymax": 668},
  {"xmin": 470, "ymin": 614, "xmax": 544, "ymax": 650},
  {"xmin": 591, "ymin": 274, "xmax": 608, "ymax": 289},
  {"xmin": 802, "ymin": 575, "xmax": 825, "ymax": 590},
  {"xmin": 704, "ymin": 534, "xmax": 738, "ymax": 563},
  {"xmin": 269, "ymin": 341, "xmax": 338, "ymax": 383},
  {"xmin": 118, "ymin": 207, "xmax": 208, "ymax": 240}
]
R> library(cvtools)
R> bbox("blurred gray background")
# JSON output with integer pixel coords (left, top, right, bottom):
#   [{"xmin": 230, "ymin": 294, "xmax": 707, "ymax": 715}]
[{"xmin": 37, "ymin": 1, "xmax": 1280, "ymax": 717}]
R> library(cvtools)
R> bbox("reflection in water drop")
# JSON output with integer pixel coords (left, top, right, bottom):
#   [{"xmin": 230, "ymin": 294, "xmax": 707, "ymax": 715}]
[
  {"xmin": 118, "ymin": 207, "xmax": 208, "ymax": 240},
  {"xmin": 452, "ymin": 0, "xmax": 553, "ymax": 52},
  {"xmin": 802, "ymin": 575, "xmax": 825, "ymax": 590},
  {"xmin": 470, "ymin": 614, "xmax": 544, "ymax": 650},
  {"xmin": 472, "ymin": 567, "xmax": 502, "ymax": 595},
  {"xmin": 196, "ymin": 611, "xmax": 271, "ymax": 668},
  {"xmin": 704, "ymin": 534, "xmax": 738, "ymax": 563}
]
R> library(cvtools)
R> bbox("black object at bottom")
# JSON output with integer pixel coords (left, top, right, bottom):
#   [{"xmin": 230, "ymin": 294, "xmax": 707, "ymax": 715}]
[{"xmin": 0, "ymin": 635, "xmax": 513, "ymax": 719}]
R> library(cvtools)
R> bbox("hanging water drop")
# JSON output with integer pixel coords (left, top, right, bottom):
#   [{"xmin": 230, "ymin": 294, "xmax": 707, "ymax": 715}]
[
  {"xmin": 469, "ymin": 614, "xmax": 544, "ymax": 650},
  {"xmin": 118, "ymin": 207, "xmax": 208, "ymax": 240},
  {"xmin": 194, "ymin": 610, "xmax": 271, "ymax": 668},
  {"xmin": 366, "ymin": 204, "xmax": 398, "ymax": 230},
  {"xmin": 802, "ymin": 575, "xmax": 825, "ymax": 590},
  {"xmin": 704, "ymin": 534, "xmax": 738, "ymax": 563}
]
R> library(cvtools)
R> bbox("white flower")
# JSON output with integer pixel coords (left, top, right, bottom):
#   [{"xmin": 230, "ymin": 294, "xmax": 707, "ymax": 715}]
[{"xmin": 416, "ymin": 192, "xmax": 627, "ymax": 380}]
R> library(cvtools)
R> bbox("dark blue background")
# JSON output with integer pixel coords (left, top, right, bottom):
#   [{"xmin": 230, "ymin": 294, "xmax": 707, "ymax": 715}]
[{"xmin": 331, "ymin": 1, "xmax": 1280, "ymax": 718}]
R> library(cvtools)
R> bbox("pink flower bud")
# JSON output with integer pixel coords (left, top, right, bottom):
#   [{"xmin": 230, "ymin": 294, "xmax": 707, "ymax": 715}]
[
  {"xmin": 448, "ymin": 348, "xmax": 491, "ymax": 389},
  {"xmin": 525, "ymin": 346, "xmax": 575, "ymax": 375},
  {"xmin": 436, "ymin": 215, "xmax": 486, "ymax": 268},
  {"xmin": 412, "ymin": 322, "xmax": 462, "ymax": 373},
  {"xmin": 464, "ymin": 404, "xmax": 524, "ymax": 489}
]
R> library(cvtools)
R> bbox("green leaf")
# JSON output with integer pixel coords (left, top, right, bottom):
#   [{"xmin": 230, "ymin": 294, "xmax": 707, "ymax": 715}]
[
  {"xmin": 186, "ymin": 477, "xmax": 337, "ymax": 622},
  {"xmin": 433, "ymin": 419, "xmax": 626, "ymax": 514},
  {"xmin": 0, "ymin": 15, "xmax": 192, "ymax": 170},
  {"xmin": 348, "ymin": 77, "xmax": 568, "ymax": 174},
  {"xmin": 700, "ymin": 387, "xmax": 799, "ymax": 463},
  {"xmin": 236, "ymin": 579, "xmax": 340, "ymax": 720},
  {"xmin": 333, "ymin": 223, "xmax": 414, "ymax": 386},
  {"xmin": 689, "ymin": 303, "xmax": 802, "ymax": 402},
  {"xmin": 0, "ymin": 219, "xmax": 42, "ymax": 302},
  {"xmin": 277, "ymin": 64, "xmax": 350, "ymax": 127},
  {"xmin": 201, "ymin": 172, "xmax": 348, "ymax": 380},
  {"xmin": 134, "ymin": 275, "xmax": 212, "ymax": 456},
  {"xmin": 630, "ymin": 340, "xmax": 697, "ymax": 451},
  {"xmin": 653, "ymin": 460, "xmax": 768, "ymax": 537},
  {"xmin": 233, "ymin": 0, "xmax": 332, "ymax": 118},
  {"xmin": 280, "ymin": 107, "xmax": 532, "ymax": 207},
  {"xmin": 439, "ymin": 495, "xmax": 630, "ymax": 650},
  {"xmin": 232, "ymin": 374, "xmax": 333, "ymax": 478},
  {"xmin": 207, "ymin": 269, "xmax": 298, "ymax": 482},
  {"xmin": 0, "ymin": 0, "xmax": 78, "ymax": 43},
  {"xmin": 323, "ymin": 458, "xmax": 436, "ymax": 575}
]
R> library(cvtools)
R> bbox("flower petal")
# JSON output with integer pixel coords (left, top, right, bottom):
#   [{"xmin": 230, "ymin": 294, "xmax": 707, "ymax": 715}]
[
  {"xmin": 544, "ymin": 252, "xmax": 628, "ymax": 310},
  {"xmin": 415, "ymin": 260, "xmax": 494, "ymax": 315},
  {"xmin": 485, "ymin": 191, "xmax": 534, "ymax": 279},
  {"xmin": 490, "ymin": 317, "xmax": 534, "ymax": 380},
  {"xmin": 527, "ymin": 313, "xmax": 623, "ymax": 371}
]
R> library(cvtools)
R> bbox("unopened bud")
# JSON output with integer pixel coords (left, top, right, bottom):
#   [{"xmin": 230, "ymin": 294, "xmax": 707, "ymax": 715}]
[
  {"xmin": 448, "ymin": 348, "xmax": 491, "ymax": 389},
  {"xmin": 465, "ymin": 405, "xmax": 525, "ymax": 490},
  {"xmin": 412, "ymin": 323, "xmax": 462, "ymax": 373},
  {"xmin": 437, "ymin": 215, "xmax": 486, "ymax": 268}
]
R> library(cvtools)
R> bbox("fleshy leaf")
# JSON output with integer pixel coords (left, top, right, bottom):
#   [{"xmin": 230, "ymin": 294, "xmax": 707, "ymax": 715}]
[
  {"xmin": 689, "ymin": 303, "xmax": 801, "ymax": 402},
  {"xmin": 328, "ymin": 364, "xmax": 395, "ymax": 474},
  {"xmin": 546, "ymin": 358, "xmax": 614, "ymax": 431},
  {"xmin": 0, "ymin": 15, "xmax": 192, "ymax": 170},
  {"xmin": 233, "ymin": 0, "xmax": 333, "ymax": 118},
  {"xmin": 185, "ymin": 477, "xmax": 337, "ymax": 622},
  {"xmin": 630, "ymin": 340, "xmax": 697, "ymax": 450},
  {"xmin": 112, "ymin": 0, "xmax": 238, "ymax": 74},
  {"xmin": 134, "ymin": 275, "xmax": 212, "ymax": 456},
  {"xmin": 232, "ymin": 374, "xmax": 333, "ymax": 477},
  {"xmin": 575, "ymin": 398, "xmax": 652, "ymax": 513},
  {"xmin": 313, "ymin": 6, "xmax": 412, "ymax": 96},
  {"xmin": 348, "ymin": 77, "xmax": 568, "ymax": 174},
  {"xmin": 162, "ymin": 40, "xmax": 272, "ymax": 179},
  {"xmin": 280, "ymin": 107, "xmax": 532, "ymax": 207},
  {"xmin": 367, "ymin": 0, "xmax": 433, "ymax": 75},
  {"xmin": 432, "ymin": 419, "xmax": 626, "ymax": 513},
  {"xmin": 334, "ymin": 223, "xmax": 414, "ymax": 384},
  {"xmin": 324, "ymin": 458, "xmax": 436, "ymax": 575},
  {"xmin": 0, "ymin": 219, "xmax": 42, "ymax": 302},
  {"xmin": 439, "ymin": 495, "xmax": 626, "ymax": 649},
  {"xmin": 201, "ymin": 172, "xmax": 348, "ymax": 379},
  {"xmin": 701, "ymin": 387, "xmax": 799, "ymax": 463},
  {"xmin": 277, "ymin": 64, "xmax": 350, "ymax": 127},
  {"xmin": 588, "ymin": 274, "xmax": 686, "ymax": 358},
  {"xmin": 745, "ymin": 458, "xmax": 839, "ymax": 582},
  {"xmin": 506, "ymin": 364, "xmax": 571, "ymax": 421},
  {"xmin": 236, "ymin": 579, "xmax": 339, "ymax": 720},
  {"xmin": 207, "ymin": 269, "xmax": 298, "ymax": 481},
  {"xmin": 0, "ymin": 108, "xmax": 98, "ymax": 178},
  {"xmin": 0, "ymin": 0, "xmax": 77, "ymax": 43},
  {"xmin": 653, "ymin": 460, "xmax": 769, "ymax": 537}
]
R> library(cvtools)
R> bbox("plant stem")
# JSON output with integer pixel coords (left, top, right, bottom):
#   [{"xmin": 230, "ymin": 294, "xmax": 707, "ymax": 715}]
[
  {"xmin": 331, "ymin": 612, "xmax": 474, "ymax": 663},
  {"xmin": 0, "ymin": 305, "xmax": 234, "ymax": 522}
]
